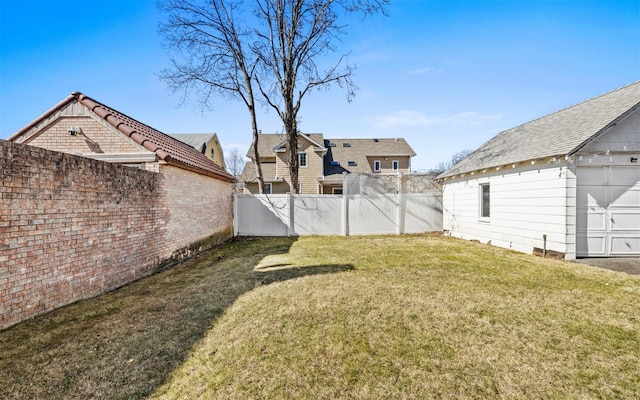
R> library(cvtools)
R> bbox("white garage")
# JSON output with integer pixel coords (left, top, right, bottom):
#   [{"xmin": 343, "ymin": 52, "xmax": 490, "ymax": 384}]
[
  {"xmin": 577, "ymin": 166, "xmax": 640, "ymax": 257},
  {"xmin": 440, "ymin": 81, "xmax": 640, "ymax": 260}
]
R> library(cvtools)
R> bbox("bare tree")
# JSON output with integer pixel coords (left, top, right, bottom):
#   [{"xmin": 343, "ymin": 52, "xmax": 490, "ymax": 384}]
[
  {"xmin": 429, "ymin": 149, "xmax": 473, "ymax": 176},
  {"xmin": 159, "ymin": 0, "xmax": 266, "ymax": 193},
  {"xmin": 224, "ymin": 147, "xmax": 246, "ymax": 192},
  {"xmin": 224, "ymin": 147, "xmax": 245, "ymax": 176},
  {"xmin": 159, "ymin": 0, "xmax": 388, "ymax": 194},
  {"xmin": 252, "ymin": 0, "xmax": 388, "ymax": 193}
]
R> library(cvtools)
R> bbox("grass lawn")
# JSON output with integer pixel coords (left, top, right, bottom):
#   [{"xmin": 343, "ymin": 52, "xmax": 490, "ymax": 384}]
[{"xmin": 1, "ymin": 235, "xmax": 638, "ymax": 399}]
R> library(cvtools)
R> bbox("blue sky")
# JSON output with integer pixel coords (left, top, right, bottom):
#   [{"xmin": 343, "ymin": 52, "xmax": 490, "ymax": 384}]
[{"xmin": 1, "ymin": 0, "xmax": 638, "ymax": 171}]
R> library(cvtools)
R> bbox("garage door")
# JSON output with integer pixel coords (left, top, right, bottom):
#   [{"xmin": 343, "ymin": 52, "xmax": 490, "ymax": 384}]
[{"xmin": 576, "ymin": 166, "xmax": 640, "ymax": 257}]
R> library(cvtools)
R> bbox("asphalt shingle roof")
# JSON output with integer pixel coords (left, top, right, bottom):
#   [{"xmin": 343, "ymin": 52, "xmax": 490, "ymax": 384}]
[
  {"xmin": 439, "ymin": 81, "xmax": 640, "ymax": 179},
  {"xmin": 323, "ymin": 138, "xmax": 415, "ymax": 178},
  {"xmin": 240, "ymin": 161, "xmax": 279, "ymax": 183},
  {"xmin": 242, "ymin": 134, "xmax": 416, "ymax": 181},
  {"xmin": 245, "ymin": 133, "xmax": 326, "ymax": 159},
  {"xmin": 168, "ymin": 133, "xmax": 217, "ymax": 151},
  {"xmin": 9, "ymin": 92, "xmax": 234, "ymax": 182}
]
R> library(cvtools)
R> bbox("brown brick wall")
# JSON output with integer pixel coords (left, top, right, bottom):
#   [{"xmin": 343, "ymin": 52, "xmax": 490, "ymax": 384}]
[
  {"xmin": 0, "ymin": 140, "xmax": 233, "ymax": 329},
  {"xmin": 158, "ymin": 165, "xmax": 233, "ymax": 260},
  {"xmin": 23, "ymin": 116, "xmax": 143, "ymax": 154}
]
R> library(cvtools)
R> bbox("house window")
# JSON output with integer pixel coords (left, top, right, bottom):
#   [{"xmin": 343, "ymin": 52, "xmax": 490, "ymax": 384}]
[
  {"xmin": 210, "ymin": 148, "xmax": 215, "ymax": 159},
  {"xmin": 479, "ymin": 183, "xmax": 490, "ymax": 220},
  {"xmin": 332, "ymin": 188, "xmax": 343, "ymax": 194},
  {"xmin": 373, "ymin": 160, "xmax": 381, "ymax": 172},
  {"xmin": 392, "ymin": 160, "xmax": 399, "ymax": 170},
  {"xmin": 265, "ymin": 183, "xmax": 272, "ymax": 194},
  {"xmin": 297, "ymin": 183, "xmax": 303, "ymax": 193},
  {"xmin": 299, "ymin": 152, "xmax": 308, "ymax": 167}
]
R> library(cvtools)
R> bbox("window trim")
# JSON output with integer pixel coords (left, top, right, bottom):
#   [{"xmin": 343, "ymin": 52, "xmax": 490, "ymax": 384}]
[
  {"xmin": 332, "ymin": 187, "xmax": 343, "ymax": 194},
  {"xmin": 392, "ymin": 160, "xmax": 399, "ymax": 171},
  {"xmin": 264, "ymin": 183, "xmax": 272, "ymax": 194},
  {"xmin": 373, "ymin": 160, "xmax": 381, "ymax": 172},
  {"xmin": 298, "ymin": 152, "xmax": 308, "ymax": 168},
  {"xmin": 479, "ymin": 182, "xmax": 490, "ymax": 221}
]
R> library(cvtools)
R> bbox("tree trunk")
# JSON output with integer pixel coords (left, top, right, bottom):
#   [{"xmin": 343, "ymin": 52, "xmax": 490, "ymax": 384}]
[
  {"xmin": 248, "ymin": 101, "xmax": 265, "ymax": 194},
  {"xmin": 284, "ymin": 100, "xmax": 299, "ymax": 194}
]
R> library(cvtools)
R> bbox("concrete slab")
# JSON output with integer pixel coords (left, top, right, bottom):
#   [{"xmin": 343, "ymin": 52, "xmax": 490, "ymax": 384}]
[{"xmin": 574, "ymin": 258, "xmax": 640, "ymax": 276}]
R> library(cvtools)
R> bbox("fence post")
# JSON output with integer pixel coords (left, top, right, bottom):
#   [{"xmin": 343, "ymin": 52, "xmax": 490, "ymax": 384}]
[
  {"xmin": 233, "ymin": 192, "xmax": 238, "ymax": 237},
  {"xmin": 396, "ymin": 172, "xmax": 404, "ymax": 235},
  {"xmin": 342, "ymin": 172, "xmax": 349, "ymax": 236},
  {"xmin": 288, "ymin": 192, "xmax": 295, "ymax": 237}
]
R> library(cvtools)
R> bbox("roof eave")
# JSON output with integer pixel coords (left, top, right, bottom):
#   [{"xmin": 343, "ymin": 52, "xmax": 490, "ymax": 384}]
[
  {"xmin": 437, "ymin": 154, "xmax": 568, "ymax": 181},
  {"xmin": 165, "ymin": 158, "xmax": 235, "ymax": 182},
  {"xmin": 8, "ymin": 93, "xmax": 78, "ymax": 141}
]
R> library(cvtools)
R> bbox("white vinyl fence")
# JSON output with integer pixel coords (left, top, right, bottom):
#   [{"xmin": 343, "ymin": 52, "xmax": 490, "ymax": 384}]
[{"xmin": 234, "ymin": 173, "xmax": 443, "ymax": 236}]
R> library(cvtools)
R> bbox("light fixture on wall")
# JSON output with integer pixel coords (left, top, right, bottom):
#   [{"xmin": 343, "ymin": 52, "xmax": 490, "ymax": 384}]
[{"xmin": 68, "ymin": 126, "xmax": 82, "ymax": 136}]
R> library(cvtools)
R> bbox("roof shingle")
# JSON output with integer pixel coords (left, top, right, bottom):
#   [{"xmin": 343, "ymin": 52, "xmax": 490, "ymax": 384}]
[{"xmin": 439, "ymin": 81, "xmax": 640, "ymax": 179}]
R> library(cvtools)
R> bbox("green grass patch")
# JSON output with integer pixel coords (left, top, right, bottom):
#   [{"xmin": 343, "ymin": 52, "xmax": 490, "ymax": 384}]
[{"xmin": 1, "ymin": 235, "xmax": 638, "ymax": 399}]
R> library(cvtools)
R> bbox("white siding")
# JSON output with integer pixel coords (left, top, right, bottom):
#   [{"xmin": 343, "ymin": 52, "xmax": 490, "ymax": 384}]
[{"xmin": 443, "ymin": 162, "xmax": 570, "ymax": 256}]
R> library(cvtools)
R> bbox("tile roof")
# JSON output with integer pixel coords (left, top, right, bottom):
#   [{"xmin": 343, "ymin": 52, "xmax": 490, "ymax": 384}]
[
  {"xmin": 9, "ymin": 92, "xmax": 234, "ymax": 182},
  {"xmin": 439, "ymin": 81, "xmax": 640, "ymax": 179}
]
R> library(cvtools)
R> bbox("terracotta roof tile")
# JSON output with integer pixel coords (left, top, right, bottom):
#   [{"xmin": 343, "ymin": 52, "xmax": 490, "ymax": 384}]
[{"xmin": 10, "ymin": 92, "xmax": 234, "ymax": 182}]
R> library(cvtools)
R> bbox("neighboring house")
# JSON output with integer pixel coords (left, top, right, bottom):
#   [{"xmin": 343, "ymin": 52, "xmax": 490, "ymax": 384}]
[
  {"xmin": 7, "ymin": 91, "xmax": 235, "ymax": 249},
  {"xmin": 241, "ymin": 132, "xmax": 416, "ymax": 194},
  {"xmin": 4, "ymin": 91, "xmax": 236, "ymax": 329},
  {"xmin": 438, "ymin": 81, "xmax": 640, "ymax": 260},
  {"xmin": 168, "ymin": 133, "xmax": 226, "ymax": 169},
  {"xmin": 8, "ymin": 92, "xmax": 232, "ymax": 182}
]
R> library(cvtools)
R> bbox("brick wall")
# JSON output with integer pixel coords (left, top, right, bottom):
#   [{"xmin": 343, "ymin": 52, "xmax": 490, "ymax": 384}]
[
  {"xmin": 0, "ymin": 140, "xmax": 233, "ymax": 329},
  {"xmin": 20, "ymin": 115, "xmax": 143, "ymax": 154},
  {"xmin": 159, "ymin": 165, "xmax": 233, "ymax": 259}
]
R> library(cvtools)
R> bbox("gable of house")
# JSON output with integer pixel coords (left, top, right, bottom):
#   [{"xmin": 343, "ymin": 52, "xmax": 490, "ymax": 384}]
[
  {"xmin": 12, "ymin": 101, "xmax": 146, "ymax": 154},
  {"xmin": 9, "ymin": 92, "xmax": 234, "ymax": 182},
  {"xmin": 440, "ymin": 81, "xmax": 640, "ymax": 179}
]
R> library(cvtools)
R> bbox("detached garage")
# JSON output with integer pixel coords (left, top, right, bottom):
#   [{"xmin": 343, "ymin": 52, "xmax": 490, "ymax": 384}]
[{"xmin": 439, "ymin": 81, "xmax": 640, "ymax": 260}]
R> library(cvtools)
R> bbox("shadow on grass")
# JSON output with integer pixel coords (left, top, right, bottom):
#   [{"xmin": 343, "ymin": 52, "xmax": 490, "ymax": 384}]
[{"xmin": 0, "ymin": 236, "xmax": 353, "ymax": 400}]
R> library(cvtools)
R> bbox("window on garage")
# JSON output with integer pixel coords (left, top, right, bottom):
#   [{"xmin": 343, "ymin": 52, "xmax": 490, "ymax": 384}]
[{"xmin": 479, "ymin": 183, "xmax": 490, "ymax": 220}]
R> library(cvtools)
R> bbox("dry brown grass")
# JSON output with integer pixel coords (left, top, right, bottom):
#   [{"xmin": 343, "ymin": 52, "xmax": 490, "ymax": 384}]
[{"xmin": 1, "ymin": 235, "xmax": 639, "ymax": 399}]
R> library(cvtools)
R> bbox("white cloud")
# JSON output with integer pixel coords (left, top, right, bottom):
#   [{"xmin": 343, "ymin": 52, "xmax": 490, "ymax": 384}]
[{"xmin": 369, "ymin": 110, "xmax": 502, "ymax": 129}]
